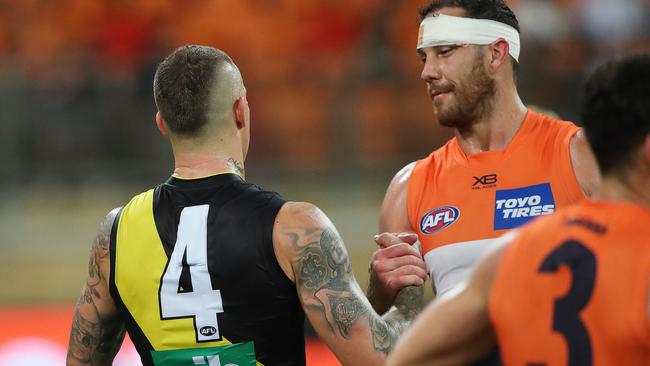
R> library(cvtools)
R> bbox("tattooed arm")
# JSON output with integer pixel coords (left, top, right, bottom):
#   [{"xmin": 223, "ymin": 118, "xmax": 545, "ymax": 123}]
[
  {"xmin": 67, "ymin": 208, "xmax": 126, "ymax": 366},
  {"xmin": 272, "ymin": 202, "xmax": 424, "ymax": 365}
]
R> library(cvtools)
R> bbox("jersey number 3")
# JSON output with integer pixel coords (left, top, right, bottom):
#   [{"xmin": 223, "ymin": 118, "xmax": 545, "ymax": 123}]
[
  {"xmin": 538, "ymin": 240, "xmax": 596, "ymax": 366},
  {"xmin": 159, "ymin": 205, "xmax": 224, "ymax": 342}
]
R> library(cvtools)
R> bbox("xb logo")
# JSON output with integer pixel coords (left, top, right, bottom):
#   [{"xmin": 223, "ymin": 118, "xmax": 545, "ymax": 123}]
[{"xmin": 473, "ymin": 174, "xmax": 497, "ymax": 189}]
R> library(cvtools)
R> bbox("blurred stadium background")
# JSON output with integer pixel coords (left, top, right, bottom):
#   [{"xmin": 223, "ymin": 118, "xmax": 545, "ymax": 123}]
[{"xmin": 0, "ymin": 0, "xmax": 648, "ymax": 364}]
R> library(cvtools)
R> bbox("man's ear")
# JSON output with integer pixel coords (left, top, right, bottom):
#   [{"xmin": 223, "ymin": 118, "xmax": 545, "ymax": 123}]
[
  {"xmin": 155, "ymin": 112, "xmax": 169, "ymax": 137},
  {"xmin": 233, "ymin": 96, "xmax": 247, "ymax": 131},
  {"xmin": 489, "ymin": 38, "xmax": 510, "ymax": 73}
]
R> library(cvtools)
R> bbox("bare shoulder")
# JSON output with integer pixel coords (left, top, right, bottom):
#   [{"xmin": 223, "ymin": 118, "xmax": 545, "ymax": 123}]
[
  {"xmin": 380, "ymin": 162, "xmax": 416, "ymax": 233},
  {"xmin": 569, "ymin": 130, "xmax": 601, "ymax": 197},
  {"xmin": 98, "ymin": 208, "xmax": 121, "ymax": 242},
  {"xmin": 569, "ymin": 129, "xmax": 591, "ymax": 155},
  {"xmin": 275, "ymin": 201, "xmax": 329, "ymax": 228},
  {"xmin": 93, "ymin": 207, "xmax": 122, "ymax": 278},
  {"xmin": 67, "ymin": 207, "xmax": 125, "ymax": 366},
  {"xmin": 87, "ymin": 206, "xmax": 122, "ymax": 302},
  {"xmin": 272, "ymin": 201, "xmax": 338, "ymax": 283},
  {"xmin": 388, "ymin": 162, "xmax": 416, "ymax": 193},
  {"xmin": 273, "ymin": 201, "xmax": 333, "ymax": 245}
]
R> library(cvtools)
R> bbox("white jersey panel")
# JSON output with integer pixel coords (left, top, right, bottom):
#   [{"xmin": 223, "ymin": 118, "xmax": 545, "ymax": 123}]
[{"xmin": 423, "ymin": 232, "xmax": 517, "ymax": 297}]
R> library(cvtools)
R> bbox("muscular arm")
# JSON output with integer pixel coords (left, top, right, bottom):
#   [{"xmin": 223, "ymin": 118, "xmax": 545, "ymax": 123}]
[
  {"xmin": 570, "ymin": 130, "xmax": 601, "ymax": 197},
  {"xmin": 379, "ymin": 162, "xmax": 415, "ymax": 233},
  {"xmin": 67, "ymin": 208, "xmax": 126, "ymax": 366},
  {"xmin": 387, "ymin": 235, "xmax": 512, "ymax": 366},
  {"xmin": 368, "ymin": 163, "xmax": 428, "ymax": 314},
  {"xmin": 273, "ymin": 202, "xmax": 423, "ymax": 365}
]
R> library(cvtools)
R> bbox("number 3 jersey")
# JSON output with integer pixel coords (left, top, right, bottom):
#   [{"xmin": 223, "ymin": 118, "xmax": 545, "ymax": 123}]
[
  {"xmin": 407, "ymin": 110, "xmax": 584, "ymax": 296},
  {"xmin": 490, "ymin": 201, "xmax": 650, "ymax": 365},
  {"xmin": 109, "ymin": 173, "xmax": 305, "ymax": 366}
]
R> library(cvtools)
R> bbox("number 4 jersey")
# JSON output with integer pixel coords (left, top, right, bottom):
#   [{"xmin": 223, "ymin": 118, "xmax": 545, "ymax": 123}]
[
  {"xmin": 490, "ymin": 201, "xmax": 650, "ymax": 365},
  {"xmin": 109, "ymin": 173, "xmax": 305, "ymax": 366}
]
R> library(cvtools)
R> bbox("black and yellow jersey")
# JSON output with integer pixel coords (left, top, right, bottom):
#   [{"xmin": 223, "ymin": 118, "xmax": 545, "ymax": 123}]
[{"xmin": 108, "ymin": 173, "xmax": 305, "ymax": 366}]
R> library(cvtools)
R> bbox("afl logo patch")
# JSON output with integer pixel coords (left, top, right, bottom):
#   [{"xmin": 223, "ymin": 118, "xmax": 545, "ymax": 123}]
[
  {"xmin": 200, "ymin": 326, "xmax": 217, "ymax": 336},
  {"xmin": 420, "ymin": 206, "xmax": 460, "ymax": 234}
]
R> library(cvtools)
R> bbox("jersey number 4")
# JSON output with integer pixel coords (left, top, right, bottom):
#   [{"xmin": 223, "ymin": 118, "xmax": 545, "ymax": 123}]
[
  {"xmin": 159, "ymin": 205, "xmax": 224, "ymax": 342},
  {"xmin": 537, "ymin": 240, "xmax": 596, "ymax": 366}
]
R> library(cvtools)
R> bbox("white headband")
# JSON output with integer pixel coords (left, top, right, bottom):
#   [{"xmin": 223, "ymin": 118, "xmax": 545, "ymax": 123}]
[{"xmin": 417, "ymin": 14, "xmax": 520, "ymax": 62}]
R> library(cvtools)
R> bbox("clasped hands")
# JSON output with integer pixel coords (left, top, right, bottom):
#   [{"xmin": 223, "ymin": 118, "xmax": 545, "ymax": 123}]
[{"xmin": 367, "ymin": 232, "xmax": 428, "ymax": 314}]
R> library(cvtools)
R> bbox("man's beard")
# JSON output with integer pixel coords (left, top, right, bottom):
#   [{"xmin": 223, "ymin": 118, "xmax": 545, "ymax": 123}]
[{"xmin": 434, "ymin": 55, "xmax": 496, "ymax": 128}]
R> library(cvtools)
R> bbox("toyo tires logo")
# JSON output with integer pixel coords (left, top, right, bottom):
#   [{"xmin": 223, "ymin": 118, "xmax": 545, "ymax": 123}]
[{"xmin": 494, "ymin": 183, "xmax": 556, "ymax": 230}]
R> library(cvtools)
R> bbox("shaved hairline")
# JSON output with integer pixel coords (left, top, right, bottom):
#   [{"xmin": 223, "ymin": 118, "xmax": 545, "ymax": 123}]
[{"xmin": 204, "ymin": 60, "xmax": 245, "ymax": 130}]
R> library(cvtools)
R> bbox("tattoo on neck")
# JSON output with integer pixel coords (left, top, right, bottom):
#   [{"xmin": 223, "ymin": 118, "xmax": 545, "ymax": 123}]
[{"xmin": 228, "ymin": 158, "xmax": 245, "ymax": 176}]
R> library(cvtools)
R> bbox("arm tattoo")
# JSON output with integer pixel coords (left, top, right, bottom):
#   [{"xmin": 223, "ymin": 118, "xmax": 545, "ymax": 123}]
[
  {"xmin": 325, "ymin": 292, "xmax": 365, "ymax": 337},
  {"xmin": 371, "ymin": 286, "xmax": 424, "ymax": 354},
  {"xmin": 67, "ymin": 210, "xmax": 125, "ymax": 366},
  {"xmin": 369, "ymin": 315, "xmax": 393, "ymax": 353},
  {"xmin": 290, "ymin": 225, "xmax": 368, "ymax": 339},
  {"xmin": 286, "ymin": 205, "xmax": 423, "ymax": 355},
  {"xmin": 298, "ymin": 247, "xmax": 328, "ymax": 289}
]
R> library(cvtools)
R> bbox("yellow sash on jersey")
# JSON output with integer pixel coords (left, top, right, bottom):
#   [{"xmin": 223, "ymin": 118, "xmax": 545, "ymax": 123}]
[{"xmin": 114, "ymin": 189, "xmax": 263, "ymax": 365}]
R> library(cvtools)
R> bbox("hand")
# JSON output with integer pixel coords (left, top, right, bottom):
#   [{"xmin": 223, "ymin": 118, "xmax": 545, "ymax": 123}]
[
  {"xmin": 374, "ymin": 232, "xmax": 418, "ymax": 248},
  {"xmin": 367, "ymin": 232, "xmax": 428, "ymax": 314}
]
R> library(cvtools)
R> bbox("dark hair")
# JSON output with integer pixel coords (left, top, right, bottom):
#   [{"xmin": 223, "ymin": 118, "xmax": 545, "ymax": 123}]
[
  {"xmin": 580, "ymin": 54, "xmax": 650, "ymax": 175},
  {"xmin": 419, "ymin": 0, "xmax": 520, "ymax": 75},
  {"xmin": 153, "ymin": 45, "xmax": 235, "ymax": 136}
]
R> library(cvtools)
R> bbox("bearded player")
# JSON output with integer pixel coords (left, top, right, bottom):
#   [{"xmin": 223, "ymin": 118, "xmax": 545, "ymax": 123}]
[
  {"xmin": 388, "ymin": 53, "xmax": 650, "ymax": 366},
  {"xmin": 368, "ymin": 0, "xmax": 600, "ymax": 311}
]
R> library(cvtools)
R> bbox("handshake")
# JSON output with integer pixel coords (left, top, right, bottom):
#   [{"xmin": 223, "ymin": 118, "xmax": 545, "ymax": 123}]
[{"xmin": 367, "ymin": 232, "xmax": 428, "ymax": 314}]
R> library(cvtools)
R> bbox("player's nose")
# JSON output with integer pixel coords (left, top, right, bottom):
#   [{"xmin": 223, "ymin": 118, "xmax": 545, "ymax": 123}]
[{"xmin": 421, "ymin": 57, "xmax": 442, "ymax": 83}]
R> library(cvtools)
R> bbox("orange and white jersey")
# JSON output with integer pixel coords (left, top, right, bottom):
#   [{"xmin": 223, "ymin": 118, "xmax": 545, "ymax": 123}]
[
  {"xmin": 490, "ymin": 201, "xmax": 650, "ymax": 365},
  {"xmin": 407, "ymin": 110, "xmax": 584, "ymax": 296}
]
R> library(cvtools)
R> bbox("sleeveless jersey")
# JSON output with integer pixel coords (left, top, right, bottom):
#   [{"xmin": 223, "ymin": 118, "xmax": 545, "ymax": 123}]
[
  {"xmin": 109, "ymin": 174, "xmax": 305, "ymax": 366},
  {"xmin": 407, "ymin": 110, "xmax": 583, "ymax": 296},
  {"xmin": 490, "ymin": 201, "xmax": 650, "ymax": 365}
]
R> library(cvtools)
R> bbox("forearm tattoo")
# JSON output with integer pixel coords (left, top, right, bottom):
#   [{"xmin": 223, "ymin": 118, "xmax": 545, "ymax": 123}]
[
  {"xmin": 67, "ymin": 211, "xmax": 125, "ymax": 366},
  {"xmin": 384, "ymin": 285, "xmax": 424, "ymax": 335},
  {"xmin": 286, "ymin": 210, "xmax": 422, "ymax": 354},
  {"xmin": 369, "ymin": 315, "xmax": 393, "ymax": 353},
  {"xmin": 289, "ymin": 227, "xmax": 367, "ymax": 338},
  {"xmin": 365, "ymin": 285, "xmax": 424, "ymax": 354}
]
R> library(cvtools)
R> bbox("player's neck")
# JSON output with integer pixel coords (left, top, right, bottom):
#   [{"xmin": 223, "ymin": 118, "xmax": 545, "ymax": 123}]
[
  {"xmin": 454, "ymin": 91, "xmax": 527, "ymax": 155},
  {"xmin": 595, "ymin": 173, "xmax": 650, "ymax": 210},
  {"xmin": 172, "ymin": 145, "xmax": 245, "ymax": 180}
]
